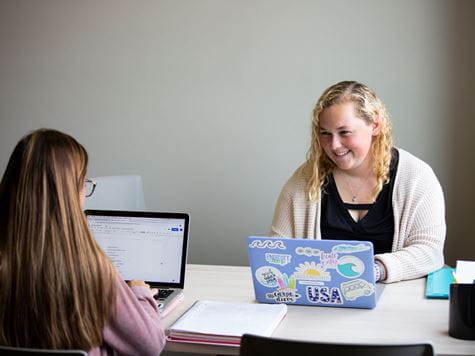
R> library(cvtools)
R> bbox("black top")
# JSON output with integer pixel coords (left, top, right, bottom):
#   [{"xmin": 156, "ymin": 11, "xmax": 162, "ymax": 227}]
[{"xmin": 320, "ymin": 149, "xmax": 399, "ymax": 254}]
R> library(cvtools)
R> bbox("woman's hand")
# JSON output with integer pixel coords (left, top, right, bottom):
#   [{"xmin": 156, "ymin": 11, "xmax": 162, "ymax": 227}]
[{"xmin": 127, "ymin": 280, "xmax": 158, "ymax": 296}]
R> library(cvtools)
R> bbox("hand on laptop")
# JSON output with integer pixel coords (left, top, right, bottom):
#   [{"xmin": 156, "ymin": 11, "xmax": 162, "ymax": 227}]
[
  {"xmin": 128, "ymin": 280, "xmax": 159, "ymax": 297},
  {"xmin": 127, "ymin": 279, "xmax": 149, "ymax": 288}
]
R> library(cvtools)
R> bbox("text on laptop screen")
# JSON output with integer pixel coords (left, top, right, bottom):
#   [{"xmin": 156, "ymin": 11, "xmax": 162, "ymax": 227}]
[{"xmin": 87, "ymin": 215, "xmax": 186, "ymax": 283}]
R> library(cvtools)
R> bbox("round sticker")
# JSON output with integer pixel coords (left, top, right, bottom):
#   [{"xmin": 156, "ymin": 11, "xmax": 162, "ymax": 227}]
[
  {"xmin": 336, "ymin": 255, "xmax": 365, "ymax": 278},
  {"xmin": 255, "ymin": 266, "xmax": 283, "ymax": 288}
]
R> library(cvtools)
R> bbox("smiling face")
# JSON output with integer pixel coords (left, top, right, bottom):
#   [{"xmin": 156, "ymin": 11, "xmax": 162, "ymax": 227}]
[{"xmin": 318, "ymin": 101, "xmax": 380, "ymax": 174}]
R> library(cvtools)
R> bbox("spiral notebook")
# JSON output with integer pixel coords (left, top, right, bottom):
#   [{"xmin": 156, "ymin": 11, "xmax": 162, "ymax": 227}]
[{"xmin": 167, "ymin": 300, "xmax": 287, "ymax": 346}]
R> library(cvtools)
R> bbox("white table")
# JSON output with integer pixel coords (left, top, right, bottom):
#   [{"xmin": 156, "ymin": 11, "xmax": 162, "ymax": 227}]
[{"xmin": 162, "ymin": 264, "xmax": 475, "ymax": 356}]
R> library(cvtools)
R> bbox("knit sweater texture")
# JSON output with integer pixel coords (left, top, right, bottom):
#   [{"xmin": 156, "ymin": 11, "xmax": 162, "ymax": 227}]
[
  {"xmin": 89, "ymin": 277, "xmax": 166, "ymax": 355},
  {"xmin": 270, "ymin": 148, "xmax": 446, "ymax": 283}
]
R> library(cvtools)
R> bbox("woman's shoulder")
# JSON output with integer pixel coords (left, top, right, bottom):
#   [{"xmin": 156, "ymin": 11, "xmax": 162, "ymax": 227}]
[
  {"xmin": 280, "ymin": 163, "xmax": 311, "ymax": 195},
  {"xmin": 396, "ymin": 148, "xmax": 436, "ymax": 175},
  {"xmin": 395, "ymin": 148, "xmax": 441, "ymax": 187}
]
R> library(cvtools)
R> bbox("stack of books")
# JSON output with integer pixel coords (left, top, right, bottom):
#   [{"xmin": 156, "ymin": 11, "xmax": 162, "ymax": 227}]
[{"xmin": 166, "ymin": 300, "xmax": 287, "ymax": 346}]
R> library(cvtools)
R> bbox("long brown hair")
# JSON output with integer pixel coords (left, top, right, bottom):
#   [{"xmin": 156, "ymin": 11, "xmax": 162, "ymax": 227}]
[
  {"xmin": 0, "ymin": 129, "xmax": 116, "ymax": 350},
  {"xmin": 305, "ymin": 81, "xmax": 393, "ymax": 201}
]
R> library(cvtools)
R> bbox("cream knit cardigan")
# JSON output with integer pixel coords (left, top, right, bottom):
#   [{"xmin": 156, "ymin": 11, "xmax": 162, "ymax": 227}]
[{"xmin": 270, "ymin": 148, "xmax": 446, "ymax": 283}]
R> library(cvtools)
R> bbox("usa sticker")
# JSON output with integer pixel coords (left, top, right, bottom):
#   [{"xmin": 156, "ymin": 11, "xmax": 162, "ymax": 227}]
[{"xmin": 305, "ymin": 286, "xmax": 343, "ymax": 305}]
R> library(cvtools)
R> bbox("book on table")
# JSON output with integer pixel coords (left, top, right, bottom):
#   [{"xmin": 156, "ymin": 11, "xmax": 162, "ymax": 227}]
[
  {"xmin": 426, "ymin": 267, "xmax": 455, "ymax": 299},
  {"xmin": 166, "ymin": 300, "xmax": 287, "ymax": 346}
]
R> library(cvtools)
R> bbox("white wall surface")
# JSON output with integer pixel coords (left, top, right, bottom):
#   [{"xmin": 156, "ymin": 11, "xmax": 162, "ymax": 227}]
[{"xmin": 0, "ymin": 0, "xmax": 474, "ymax": 267}]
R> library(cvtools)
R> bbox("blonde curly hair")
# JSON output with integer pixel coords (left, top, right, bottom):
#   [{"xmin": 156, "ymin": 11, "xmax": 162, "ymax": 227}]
[{"xmin": 305, "ymin": 81, "xmax": 393, "ymax": 201}]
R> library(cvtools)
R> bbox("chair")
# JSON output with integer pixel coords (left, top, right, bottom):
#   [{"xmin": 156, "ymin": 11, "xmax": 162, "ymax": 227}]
[
  {"xmin": 84, "ymin": 175, "xmax": 146, "ymax": 211},
  {"xmin": 239, "ymin": 334, "xmax": 435, "ymax": 356},
  {"xmin": 0, "ymin": 345, "xmax": 87, "ymax": 355}
]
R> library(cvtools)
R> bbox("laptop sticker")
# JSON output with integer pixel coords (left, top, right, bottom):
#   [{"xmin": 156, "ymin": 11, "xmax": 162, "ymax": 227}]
[
  {"xmin": 265, "ymin": 272, "xmax": 301, "ymax": 303},
  {"xmin": 306, "ymin": 285, "xmax": 343, "ymax": 305},
  {"xmin": 293, "ymin": 261, "xmax": 331, "ymax": 282},
  {"xmin": 333, "ymin": 243, "xmax": 371, "ymax": 253},
  {"xmin": 249, "ymin": 239, "xmax": 286, "ymax": 249},
  {"xmin": 296, "ymin": 246, "xmax": 321, "ymax": 257},
  {"xmin": 336, "ymin": 255, "xmax": 365, "ymax": 279},
  {"xmin": 255, "ymin": 266, "xmax": 283, "ymax": 288},
  {"xmin": 319, "ymin": 251, "xmax": 339, "ymax": 269},
  {"xmin": 265, "ymin": 253, "xmax": 292, "ymax": 266},
  {"xmin": 340, "ymin": 279, "xmax": 375, "ymax": 301}
]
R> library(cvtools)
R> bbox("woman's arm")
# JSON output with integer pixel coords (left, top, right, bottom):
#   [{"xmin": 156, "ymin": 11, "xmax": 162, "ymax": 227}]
[
  {"xmin": 271, "ymin": 186, "xmax": 295, "ymax": 237},
  {"xmin": 102, "ymin": 278, "xmax": 166, "ymax": 355},
  {"xmin": 376, "ymin": 156, "xmax": 446, "ymax": 283}
]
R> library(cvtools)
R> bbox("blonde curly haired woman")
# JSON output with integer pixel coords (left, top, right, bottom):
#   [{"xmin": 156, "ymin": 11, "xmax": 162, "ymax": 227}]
[
  {"xmin": 271, "ymin": 81, "xmax": 446, "ymax": 283},
  {"xmin": 0, "ymin": 129, "xmax": 165, "ymax": 355}
]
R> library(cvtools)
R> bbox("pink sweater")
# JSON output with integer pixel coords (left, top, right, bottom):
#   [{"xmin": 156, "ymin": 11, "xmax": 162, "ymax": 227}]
[{"xmin": 89, "ymin": 278, "xmax": 166, "ymax": 356}]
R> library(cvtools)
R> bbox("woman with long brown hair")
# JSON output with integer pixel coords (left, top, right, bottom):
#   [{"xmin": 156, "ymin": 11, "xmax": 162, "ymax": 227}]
[
  {"xmin": 0, "ymin": 129, "xmax": 165, "ymax": 355},
  {"xmin": 271, "ymin": 81, "xmax": 446, "ymax": 283}
]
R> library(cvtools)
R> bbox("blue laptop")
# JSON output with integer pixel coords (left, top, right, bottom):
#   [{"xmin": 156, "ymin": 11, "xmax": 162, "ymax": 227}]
[{"xmin": 248, "ymin": 236, "xmax": 379, "ymax": 309}]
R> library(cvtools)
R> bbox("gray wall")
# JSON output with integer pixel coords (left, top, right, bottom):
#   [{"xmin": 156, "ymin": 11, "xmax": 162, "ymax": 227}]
[{"xmin": 1, "ymin": 0, "xmax": 474, "ymax": 267}]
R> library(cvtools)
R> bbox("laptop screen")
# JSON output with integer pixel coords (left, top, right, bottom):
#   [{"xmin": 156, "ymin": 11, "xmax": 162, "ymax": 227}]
[{"xmin": 85, "ymin": 210, "xmax": 189, "ymax": 288}]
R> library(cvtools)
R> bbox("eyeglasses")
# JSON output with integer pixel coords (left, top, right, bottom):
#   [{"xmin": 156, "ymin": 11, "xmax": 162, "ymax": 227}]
[{"xmin": 84, "ymin": 178, "xmax": 97, "ymax": 198}]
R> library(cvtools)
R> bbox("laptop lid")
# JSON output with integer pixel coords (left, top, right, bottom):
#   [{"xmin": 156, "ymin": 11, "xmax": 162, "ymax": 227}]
[
  {"xmin": 85, "ymin": 210, "xmax": 189, "ymax": 289},
  {"xmin": 248, "ymin": 236, "xmax": 377, "ymax": 309}
]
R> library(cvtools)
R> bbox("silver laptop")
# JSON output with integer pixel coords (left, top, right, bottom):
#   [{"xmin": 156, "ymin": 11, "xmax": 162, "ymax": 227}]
[{"xmin": 85, "ymin": 209, "xmax": 189, "ymax": 316}]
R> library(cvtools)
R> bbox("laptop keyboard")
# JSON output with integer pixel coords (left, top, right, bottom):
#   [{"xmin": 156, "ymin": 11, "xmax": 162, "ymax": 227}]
[{"xmin": 154, "ymin": 289, "xmax": 173, "ymax": 301}]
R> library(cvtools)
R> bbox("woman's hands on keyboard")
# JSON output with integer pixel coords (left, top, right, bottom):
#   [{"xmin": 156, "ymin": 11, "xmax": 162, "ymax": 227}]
[{"xmin": 127, "ymin": 280, "xmax": 158, "ymax": 296}]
